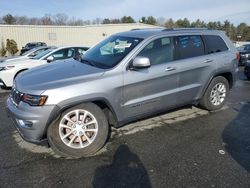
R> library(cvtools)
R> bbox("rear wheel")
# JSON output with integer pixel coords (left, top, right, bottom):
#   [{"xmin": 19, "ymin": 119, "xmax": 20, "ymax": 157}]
[
  {"xmin": 199, "ymin": 76, "xmax": 229, "ymax": 111},
  {"xmin": 47, "ymin": 103, "xmax": 109, "ymax": 158}
]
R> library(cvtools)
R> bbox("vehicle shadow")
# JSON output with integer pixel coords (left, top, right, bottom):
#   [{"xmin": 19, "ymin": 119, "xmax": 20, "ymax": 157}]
[
  {"xmin": 222, "ymin": 103, "xmax": 250, "ymax": 172},
  {"xmin": 92, "ymin": 144, "xmax": 151, "ymax": 188}
]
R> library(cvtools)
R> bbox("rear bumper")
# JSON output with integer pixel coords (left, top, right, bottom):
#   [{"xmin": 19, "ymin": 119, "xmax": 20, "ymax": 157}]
[{"xmin": 6, "ymin": 97, "xmax": 58, "ymax": 144}]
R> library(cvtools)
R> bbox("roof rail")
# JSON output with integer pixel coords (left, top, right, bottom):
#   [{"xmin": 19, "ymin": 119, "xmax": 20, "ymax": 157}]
[
  {"xmin": 162, "ymin": 28, "xmax": 208, "ymax": 31},
  {"xmin": 130, "ymin": 27, "xmax": 163, "ymax": 31}
]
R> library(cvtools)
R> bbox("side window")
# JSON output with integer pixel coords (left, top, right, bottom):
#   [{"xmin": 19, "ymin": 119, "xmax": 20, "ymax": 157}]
[
  {"xmin": 67, "ymin": 48, "xmax": 74, "ymax": 58},
  {"xmin": 51, "ymin": 49, "xmax": 66, "ymax": 60},
  {"xmin": 77, "ymin": 48, "xmax": 87, "ymax": 56},
  {"xmin": 51, "ymin": 48, "xmax": 75, "ymax": 60},
  {"xmin": 203, "ymin": 35, "xmax": 228, "ymax": 54},
  {"xmin": 176, "ymin": 35, "xmax": 204, "ymax": 60},
  {"xmin": 137, "ymin": 37, "xmax": 174, "ymax": 65}
]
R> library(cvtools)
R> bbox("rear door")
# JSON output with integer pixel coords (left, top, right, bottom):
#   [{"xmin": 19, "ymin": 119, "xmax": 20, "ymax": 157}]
[
  {"xmin": 174, "ymin": 35, "xmax": 217, "ymax": 105},
  {"xmin": 122, "ymin": 36, "xmax": 179, "ymax": 118}
]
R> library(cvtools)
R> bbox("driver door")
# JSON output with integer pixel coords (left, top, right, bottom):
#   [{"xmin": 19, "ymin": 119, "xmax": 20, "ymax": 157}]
[{"xmin": 122, "ymin": 36, "xmax": 179, "ymax": 119}]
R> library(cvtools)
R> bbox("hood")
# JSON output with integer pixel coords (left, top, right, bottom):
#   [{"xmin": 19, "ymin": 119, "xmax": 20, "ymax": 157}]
[
  {"xmin": 0, "ymin": 58, "xmax": 38, "ymax": 66},
  {"xmin": 0, "ymin": 56, "xmax": 29, "ymax": 63},
  {"xmin": 240, "ymin": 50, "xmax": 250, "ymax": 54},
  {"xmin": 15, "ymin": 59, "xmax": 105, "ymax": 94}
]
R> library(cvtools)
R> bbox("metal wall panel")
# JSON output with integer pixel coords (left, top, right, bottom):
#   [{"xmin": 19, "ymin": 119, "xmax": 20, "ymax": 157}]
[{"xmin": 0, "ymin": 23, "xmax": 157, "ymax": 54}]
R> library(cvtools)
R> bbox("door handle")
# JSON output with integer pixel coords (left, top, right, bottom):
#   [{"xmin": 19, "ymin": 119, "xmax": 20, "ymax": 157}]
[
  {"xmin": 204, "ymin": 59, "xmax": 213, "ymax": 63},
  {"xmin": 165, "ymin": 67, "xmax": 176, "ymax": 71}
]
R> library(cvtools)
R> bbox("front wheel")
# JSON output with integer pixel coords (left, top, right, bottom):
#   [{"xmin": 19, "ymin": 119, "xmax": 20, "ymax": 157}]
[
  {"xmin": 199, "ymin": 76, "xmax": 229, "ymax": 111},
  {"xmin": 47, "ymin": 103, "xmax": 109, "ymax": 158}
]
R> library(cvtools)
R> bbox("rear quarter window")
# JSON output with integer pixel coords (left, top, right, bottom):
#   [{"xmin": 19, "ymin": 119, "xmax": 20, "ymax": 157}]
[
  {"xmin": 203, "ymin": 35, "xmax": 228, "ymax": 54},
  {"xmin": 175, "ymin": 35, "xmax": 205, "ymax": 60}
]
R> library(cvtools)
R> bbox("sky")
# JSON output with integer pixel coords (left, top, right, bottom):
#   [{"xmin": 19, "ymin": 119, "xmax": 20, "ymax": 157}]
[{"xmin": 0, "ymin": 0, "xmax": 250, "ymax": 25}]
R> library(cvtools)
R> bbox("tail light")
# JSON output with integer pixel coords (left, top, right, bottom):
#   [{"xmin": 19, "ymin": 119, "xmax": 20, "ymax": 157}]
[{"xmin": 236, "ymin": 52, "xmax": 240, "ymax": 62}]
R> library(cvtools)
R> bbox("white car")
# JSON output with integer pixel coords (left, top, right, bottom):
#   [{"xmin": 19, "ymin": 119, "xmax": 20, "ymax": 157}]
[
  {"xmin": 0, "ymin": 46, "xmax": 52, "ymax": 63},
  {"xmin": 0, "ymin": 46, "xmax": 89, "ymax": 88}
]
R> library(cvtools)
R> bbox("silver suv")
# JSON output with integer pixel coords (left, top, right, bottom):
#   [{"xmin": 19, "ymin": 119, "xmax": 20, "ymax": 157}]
[{"xmin": 7, "ymin": 28, "xmax": 238, "ymax": 158}]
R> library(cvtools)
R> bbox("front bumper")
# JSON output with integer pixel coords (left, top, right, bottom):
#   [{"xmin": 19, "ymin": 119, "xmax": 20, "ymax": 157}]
[
  {"xmin": 0, "ymin": 71, "xmax": 14, "ymax": 88},
  {"xmin": 0, "ymin": 78, "xmax": 6, "ymax": 87},
  {"xmin": 6, "ymin": 97, "xmax": 57, "ymax": 144}
]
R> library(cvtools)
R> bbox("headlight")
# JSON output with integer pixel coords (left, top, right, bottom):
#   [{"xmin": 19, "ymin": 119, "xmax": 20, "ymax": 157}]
[
  {"xmin": 0, "ymin": 65, "xmax": 15, "ymax": 71},
  {"xmin": 22, "ymin": 94, "xmax": 48, "ymax": 106}
]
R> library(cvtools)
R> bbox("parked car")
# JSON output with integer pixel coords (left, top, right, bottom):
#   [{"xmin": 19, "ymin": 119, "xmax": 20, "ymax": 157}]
[
  {"xmin": 20, "ymin": 42, "xmax": 47, "ymax": 55},
  {"xmin": 0, "ymin": 46, "xmax": 88, "ymax": 88},
  {"xmin": 244, "ymin": 60, "xmax": 250, "ymax": 80},
  {"xmin": 7, "ymin": 28, "xmax": 238, "ymax": 158},
  {"xmin": 237, "ymin": 44, "xmax": 250, "ymax": 66},
  {"xmin": 0, "ymin": 46, "xmax": 54, "ymax": 63}
]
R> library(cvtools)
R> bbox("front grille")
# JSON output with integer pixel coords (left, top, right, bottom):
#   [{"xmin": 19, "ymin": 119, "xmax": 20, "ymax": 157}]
[{"xmin": 11, "ymin": 88, "xmax": 23, "ymax": 105}]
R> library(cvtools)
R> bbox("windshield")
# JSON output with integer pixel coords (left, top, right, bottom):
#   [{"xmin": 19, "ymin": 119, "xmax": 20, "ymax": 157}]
[
  {"xmin": 81, "ymin": 35, "xmax": 143, "ymax": 69},
  {"xmin": 22, "ymin": 48, "xmax": 38, "ymax": 56},
  {"xmin": 31, "ymin": 47, "xmax": 57, "ymax": 60},
  {"xmin": 25, "ymin": 43, "xmax": 37, "ymax": 48},
  {"xmin": 244, "ymin": 45, "xmax": 250, "ymax": 50}
]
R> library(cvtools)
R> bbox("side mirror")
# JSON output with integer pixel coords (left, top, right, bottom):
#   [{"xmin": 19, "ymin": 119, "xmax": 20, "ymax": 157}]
[
  {"xmin": 132, "ymin": 56, "xmax": 151, "ymax": 69},
  {"xmin": 47, "ymin": 55, "xmax": 54, "ymax": 63}
]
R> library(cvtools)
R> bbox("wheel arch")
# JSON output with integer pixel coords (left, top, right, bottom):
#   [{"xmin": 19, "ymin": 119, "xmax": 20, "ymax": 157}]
[
  {"xmin": 200, "ymin": 71, "xmax": 233, "ymax": 101},
  {"xmin": 14, "ymin": 69, "xmax": 28, "ymax": 80},
  {"xmin": 44, "ymin": 98, "xmax": 119, "ymax": 139}
]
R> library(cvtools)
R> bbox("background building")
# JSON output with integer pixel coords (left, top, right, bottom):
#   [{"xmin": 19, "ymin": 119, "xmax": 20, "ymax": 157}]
[{"xmin": 0, "ymin": 23, "xmax": 157, "ymax": 50}]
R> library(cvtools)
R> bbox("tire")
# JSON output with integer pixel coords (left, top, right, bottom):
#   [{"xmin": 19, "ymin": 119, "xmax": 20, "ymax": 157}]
[
  {"xmin": 199, "ymin": 76, "xmax": 229, "ymax": 111},
  {"xmin": 47, "ymin": 103, "xmax": 109, "ymax": 158}
]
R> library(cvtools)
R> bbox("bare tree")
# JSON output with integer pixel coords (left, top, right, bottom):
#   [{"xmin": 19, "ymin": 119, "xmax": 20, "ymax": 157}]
[
  {"xmin": 53, "ymin": 13, "xmax": 69, "ymax": 25},
  {"xmin": 41, "ymin": 14, "xmax": 53, "ymax": 25},
  {"xmin": 15, "ymin": 16, "xmax": 29, "ymax": 25}
]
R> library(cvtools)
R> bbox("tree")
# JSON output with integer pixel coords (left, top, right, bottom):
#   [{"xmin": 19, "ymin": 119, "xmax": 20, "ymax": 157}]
[
  {"xmin": 223, "ymin": 20, "xmax": 231, "ymax": 37},
  {"xmin": 191, "ymin": 19, "xmax": 206, "ymax": 28},
  {"xmin": 92, "ymin": 17, "xmax": 102, "ymax": 25},
  {"xmin": 242, "ymin": 26, "xmax": 250, "ymax": 41},
  {"xmin": 6, "ymin": 39, "xmax": 18, "ymax": 55},
  {"xmin": 110, "ymin": 19, "xmax": 121, "ymax": 24},
  {"xmin": 236, "ymin": 23, "xmax": 248, "ymax": 41},
  {"xmin": 15, "ymin": 16, "xmax": 29, "ymax": 25},
  {"xmin": 102, "ymin": 18, "xmax": 111, "ymax": 24},
  {"xmin": 3, "ymin": 14, "xmax": 16, "ymax": 24},
  {"xmin": 0, "ymin": 41, "xmax": 7, "ymax": 57},
  {"xmin": 139, "ymin": 16, "xmax": 156, "ymax": 25},
  {"xmin": 41, "ymin": 14, "xmax": 53, "ymax": 25},
  {"xmin": 53, "ymin": 13, "xmax": 69, "ymax": 25},
  {"xmin": 139, "ymin": 16, "xmax": 146, "ymax": 23},
  {"xmin": 175, "ymin": 18, "xmax": 190, "ymax": 28},
  {"xmin": 146, "ymin": 16, "xmax": 156, "ymax": 25},
  {"xmin": 164, "ymin": 18, "xmax": 175, "ymax": 28},
  {"xmin": 121, "ymin": 16, "xmax": 135, "ymax": 23},
  {"xmin": 156, "ymin": 17, "xmax": 166, "ymax": 26}
]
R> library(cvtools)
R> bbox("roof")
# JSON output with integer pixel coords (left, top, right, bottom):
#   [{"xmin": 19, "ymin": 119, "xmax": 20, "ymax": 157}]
[{"xmin": 116, "ymin": 28, "xmax": 223, "ymax": 39}]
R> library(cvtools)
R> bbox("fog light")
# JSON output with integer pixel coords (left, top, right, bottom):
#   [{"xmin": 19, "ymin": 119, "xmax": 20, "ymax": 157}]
[{"xmin": 17, "ymin": 119, "xmax": 33, "ymax": 128}]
